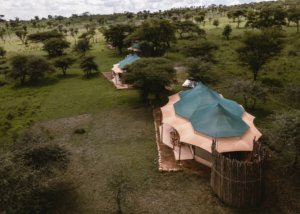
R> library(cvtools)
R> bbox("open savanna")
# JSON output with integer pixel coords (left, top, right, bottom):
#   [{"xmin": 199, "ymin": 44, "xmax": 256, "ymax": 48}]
[{"xmin": 0, "ymin": 15, "xmax": 299, "ymax": 213}]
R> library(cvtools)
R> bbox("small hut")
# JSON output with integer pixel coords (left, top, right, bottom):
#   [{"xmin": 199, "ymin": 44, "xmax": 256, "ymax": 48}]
[
  {"xmin": 111, "ymin": 54, "xmax": 140, "ymax": 86},
  {"xmin": 159, "ymin": 83, "xmax": 265, "ymax": 207}
]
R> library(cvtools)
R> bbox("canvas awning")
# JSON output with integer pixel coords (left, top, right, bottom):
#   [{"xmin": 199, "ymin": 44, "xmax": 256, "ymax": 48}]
[{"xmin": 160, "ymin": 83, "xmax": 262, "ymax": 153}]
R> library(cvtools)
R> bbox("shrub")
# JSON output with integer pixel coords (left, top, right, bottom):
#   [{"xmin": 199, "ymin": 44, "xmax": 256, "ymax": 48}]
[{"xmin": 0, "ymin": 133, "xmax": 77, "ymax": 214}]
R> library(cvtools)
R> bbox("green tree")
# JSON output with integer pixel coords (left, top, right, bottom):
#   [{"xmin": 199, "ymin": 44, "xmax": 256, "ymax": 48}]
[
  {"xmin": 237, "ymin": 29, "xmax": 284, "ymax": 81},
  {"xmin": 10, "ymin": 55, "xmax": 52, "ymax": 84},
  {"xmin": 10, "ymin": 55, "xmax": 28, "ymax": 84},
  {"xmin": 0, "ymin": 46, "xmax": 6, "ymax": 58},
  {"xmin": 43, "ymin": 38, "xmax": 70, "ymax": 58},
  {"xmin": 27, "ymin": 31, "xmax": 64, "ymax": 43},
  {"xmin": 74, "ymin": 39, "xmax": 90, "ymax": 56},
  {"xmin": 15, "ymin": 30, "xmax": 27, "ymax": 44},
  {"xmin": 127, "ymin": 19, "xmax": 176, "ymax": 56},
  {"xmin": 213, "ymin": 19, "xmax": 219, "ymax": 28},
  {"xmin": 186, "ymin": 59, "xmax": 212, "ymax": 84},
  {"xmin": 222, "ymin": 24, "xmax": 232, "ymax": 40},
  {"xmin": 232, "ymin": 9, "xmax": 246, "ymax": 28},
  {"xmin": 80, "ymin": 56, "xmax": 98, "ymax": 78},
  {"xmin": 181, "ymin": 40, "xmax": 218, "ymax": 62},
  {"xmin": 54, "ymin": 57, "xmax": 76, "ymax": 76},
  {"xmin": 175, "ymin": 21, "xmax": 206, "ymax": 39},
  {"xmin": 252, "ymin": 7, "xmax": 287, "ymax": 29},
  {"xmin": 124, "ymin": 58, "xmax": 175, "ymax": 101},
  {"xmin": 267, "ymin": 111, "xmax": 300, "ymax": 169},
  {"xmin": 26, "ymin": 56, "xmax": 53, "ymax": 81},
  {"xmin": 103, "ymin": 24, "xmax": 134, "ymax": 54},
  {"xmin": 231, "ymin": 80, "xmax": 267, "ymax": 109}
]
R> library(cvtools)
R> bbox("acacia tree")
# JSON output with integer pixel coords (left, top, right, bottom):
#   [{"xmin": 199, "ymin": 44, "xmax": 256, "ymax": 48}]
[
  {"xmin": 74, "ymin": 39, "xmax": 90, "ymax": 56},
  {"xmin": 103, "ymin": 24, "xmax": 134, "ymax": 54},
  {"xmin": 175, "ymin": 21, "xmax": 206, "ymax": 39},
  {"xmin": 124, "ymin": 58, "xmax": 175, "ymax": 101},
  {"xmin": 10, "ymin": 55, "xmax": 52, "ymax": 84},
  {"xmin": 232, "ymin": 9, "xmax": 246, "ymax": 28},
  {"xmin": 80, "ymin": 56, "xmax": 98, "ymax": 78},
  {"xmin": 10, "ymin": 55, "xmax": 28, "ymax": 84},
  {"xmin": 181, "ymin": 40, "xmax": 218, "ymax": 62},
  {"xmin": 231, "ymin": 80, "xmax": 267, "ymax": 109},
  {"xmin": 27, "ymin": 31, "xmax": 64, "ymax": 43},
  {"xmin": 237, "ymin": 29, "xmax": 284, "ymax": 81},
  {"xmin": 126, "ymin": 19, "xmax": 176, "ymax": 56},
  {"xmin": 15, "ymin": 30, "xmax": 27, "ymax": 44},
  {"xmin": 54, "ymin": 57, "xmax": 76, "ymax": 76},
  {"xmin": 222, "ymin": 24, "xmax": 232, "ymax": 40},
  {"xmin": 43, "ymin": 38, "xmax": 70, "ymax": 58}
]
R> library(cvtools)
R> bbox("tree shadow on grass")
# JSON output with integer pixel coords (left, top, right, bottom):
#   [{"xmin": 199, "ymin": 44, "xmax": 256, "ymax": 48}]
[
  {"xmin": 12, "ymin": 77, "xmax": 60, "ymax": 89},
  {"xmin": 82, "ymin": 72, "xmax": 100, "ymax": 80},
  {"xmin": 56, "ymin": 73, "xmax": 81, "ymax": 79}
]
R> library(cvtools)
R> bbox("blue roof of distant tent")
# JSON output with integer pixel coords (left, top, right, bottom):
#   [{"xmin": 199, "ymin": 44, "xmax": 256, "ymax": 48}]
[
  {"xmin": 131, "ymin": 43, "xmax": 140, "ymax": 49},
  {"xmin": 118, "ymin": 54, "xmax": 140, "ymax": 69},
  {"xmin": 174, "ymin": 83, "xmax": 249, "ymax": 138}
]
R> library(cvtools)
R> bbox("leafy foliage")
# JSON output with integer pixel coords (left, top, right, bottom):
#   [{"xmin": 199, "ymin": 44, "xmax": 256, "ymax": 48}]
[
  {"xmin": 126, "ymin": 19, "xmax": 176, "ymax": 56},
  {"xmin": 0, "ymin": 133, "xmax": 76, "ymax": 214},
  {"xmin": 124, "ymin": 58, "xmax": 175, "ymax": 101},
  {"xmin": 54, "ymin": 57, "xmax": 76, "ymax": 75},
  {"xmin": 237, "ymin": 29, "xmax": 284, "ymax": 80},
  {"xmin": 103, "ymin": 24, "xmax": 134, "ymax": 54},
  {"xmin": 27, "ymin": 31, "xmax": 64, "ymax": 43},
  {"xmin": 74, "ymin": 39, "xmax": 90, "ymax": 56},
  {"xmin": 181, "ymin": 40, "xmax": 218, "ymax": 62},
  {"xmin": 80, "ymin": 56, "xmax": 98, "ymax": 78},
  {"xmin": 267, "ymin": 110, "xmax": 300, "ymax": 169},
  {"xmin": 10, "ymin": 55, "xmax": 53, "ymax": 84},
  {"xmin": 231, "ymin": 80, "xmax": 268, "ymax": 109},
  {"xmin": 43, "ymin": 38, "xmax": 70, "ymax": 58},
  {"xmin": 222, "ymin": 24, "xmax": 232, "ymax": 40}
]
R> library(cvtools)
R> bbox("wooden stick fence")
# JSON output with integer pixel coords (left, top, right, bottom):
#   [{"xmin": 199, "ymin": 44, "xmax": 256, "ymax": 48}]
[{"xmin": 211, "ymin": 140, "xmax": 266, "ymax": 208}]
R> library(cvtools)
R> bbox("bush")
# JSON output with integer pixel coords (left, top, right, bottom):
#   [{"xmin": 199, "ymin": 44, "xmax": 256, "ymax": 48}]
[
  {"xmin": 181, "ymin": 40, "xmax": 218, "ymax": 62},
  {"xmin": 0, "ymin": 133, "xmax": 76, "ymax": 214}
]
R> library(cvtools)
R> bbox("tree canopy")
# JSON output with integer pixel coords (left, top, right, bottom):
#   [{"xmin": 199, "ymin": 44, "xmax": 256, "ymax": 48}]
[
  {"xmin": 237, "ymin": 29, "xmax": 284, "ymax": 80},
  {"xmin": 43, "ymin": 38, "xmax": 70, "ymax": 58},
  {"xmin": 27, "ymin": 31, "xmax": 64, "ymax": 43},
  {"xmin": 126, "ymin": 19, "xmax": 176, "ymax": 56},
  {"xmin": 124, "ymin": 58, "xmax": 175, "ymax": 100},
  {"xmin": 103, "ymin": 24, "xmax": 134, "ymax": 54}
]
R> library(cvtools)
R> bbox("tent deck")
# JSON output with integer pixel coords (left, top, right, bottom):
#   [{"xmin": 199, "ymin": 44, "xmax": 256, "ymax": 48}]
[{"xmin": 102, "ymin": 72, "xmax": 132, "ymax": 90}]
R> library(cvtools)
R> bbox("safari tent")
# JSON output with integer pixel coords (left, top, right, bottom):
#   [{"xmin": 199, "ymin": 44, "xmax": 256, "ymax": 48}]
[
  {"xmin": 127, "ymin": 43, "xmax": 141, "ymax": 52},
  {"xmin": 111, "ymin": 53, "xmax": 140, "ymax": 86},
  {"xmin": 160, "ymin": 83, "xmax": 262, "ymax": 167}
]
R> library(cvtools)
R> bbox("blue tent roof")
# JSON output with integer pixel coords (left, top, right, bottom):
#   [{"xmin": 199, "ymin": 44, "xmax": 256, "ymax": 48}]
[
  {"xmin": 118, "ymin": 54, "xmax": 140, "ymax": 69},
  {"xmin": 131, "ymin": 43, "xmax": 140, "ymax": 49},
  {"xmin": 174, "ymin": 83, "xmax": 249, "ymax": 138}
]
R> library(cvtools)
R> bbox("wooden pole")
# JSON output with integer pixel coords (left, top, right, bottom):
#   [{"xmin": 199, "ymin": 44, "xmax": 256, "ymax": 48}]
[{"xmin": 179, "ymin": 142, "xmax": 182, "ymax": 165}]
